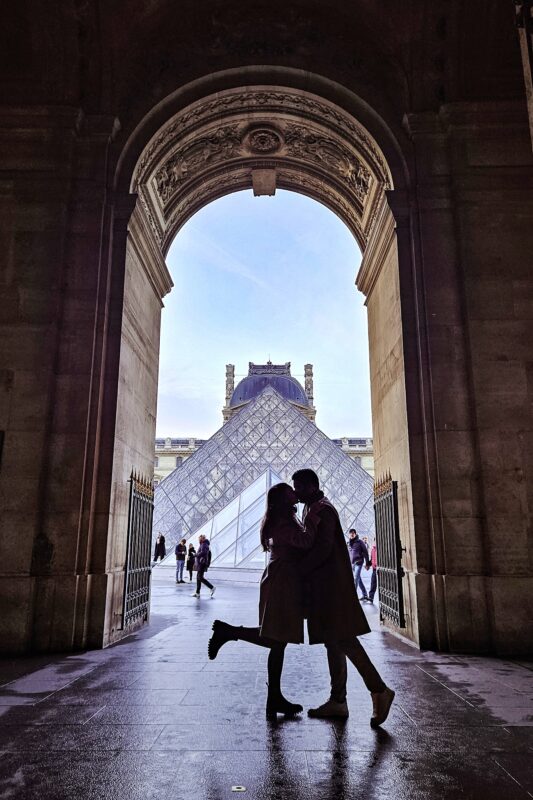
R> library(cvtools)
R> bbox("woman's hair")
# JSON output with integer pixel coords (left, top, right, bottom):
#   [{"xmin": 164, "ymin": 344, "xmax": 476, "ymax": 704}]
[{"xmin": 260, "ymin": 482, "xmax": 294, "ymax": 552}]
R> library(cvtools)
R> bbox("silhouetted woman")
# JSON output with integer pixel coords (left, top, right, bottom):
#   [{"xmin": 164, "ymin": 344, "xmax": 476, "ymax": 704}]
[
  {"xmin": 186, "ymin": 543, "xmax": 196, "ymax": 581},
  {"xmin": 208, "ymin": 482, "xmax": 318, "ymax": 718},
  {"xmin": 153, "ymin": 533, "xmax": 166, "ymax": 562}
]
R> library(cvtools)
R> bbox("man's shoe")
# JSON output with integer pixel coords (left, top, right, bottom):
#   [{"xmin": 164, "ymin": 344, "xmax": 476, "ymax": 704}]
[
  {"xmin": 370, "ymin": 687, "xmax": 395, "ymax": 728},
  {"xmin": 307, "ymin": 699, "xmax": 349, "ymax": 719},
  {"xmin": 191, "ymin": 592, "xmax": 200, "ymax": 598},
  {"xmin": 210, "ymin": 587, "xmax": 216, "ymax": 598},
  {"xmin": 359, "ymin": 596, "xmax": 369, "ymax": 602}
]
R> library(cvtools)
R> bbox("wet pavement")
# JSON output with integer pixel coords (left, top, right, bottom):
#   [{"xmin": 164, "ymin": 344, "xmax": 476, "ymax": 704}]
[{"xmin": 0, "ymin": 568, "xmax": 532, "ymax": 799}]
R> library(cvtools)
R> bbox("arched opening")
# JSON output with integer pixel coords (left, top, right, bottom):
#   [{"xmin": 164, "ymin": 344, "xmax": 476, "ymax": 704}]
[
  {"xmin": 153, "ymin": 189, "xmax": 373, "ymax": 575},
  {"xmin": 105, "ymin": 80, "xmax": 418, "ymax": 649}
]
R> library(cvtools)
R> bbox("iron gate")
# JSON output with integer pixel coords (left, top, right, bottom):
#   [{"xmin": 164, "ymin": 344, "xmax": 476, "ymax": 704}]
[
  {"xmin": 122, "ymin": 471, "xmax": 153, "ymax": 629},
  {"xmin": 374, "ymin": 474, "xmax": 406, "ymax": 628}
]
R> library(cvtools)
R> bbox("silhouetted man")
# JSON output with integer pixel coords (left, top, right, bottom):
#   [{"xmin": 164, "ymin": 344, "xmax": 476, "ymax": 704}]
[{"xmin": 292, "ymin": 468, "xmax": 394, "ymax": 725}]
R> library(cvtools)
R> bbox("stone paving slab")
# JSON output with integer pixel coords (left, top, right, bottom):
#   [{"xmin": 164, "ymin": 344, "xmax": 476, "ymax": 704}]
[{"xmin": 0, "ymin": 575, "xmax": 532, "ymax": 799}]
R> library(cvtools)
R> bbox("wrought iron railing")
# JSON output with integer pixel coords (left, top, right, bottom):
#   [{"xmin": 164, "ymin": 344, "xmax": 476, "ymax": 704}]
[
  {"xmin": 122, "ymin": 471, "xmax": 153, "ymax": 629},
  {"xmin": 374, "ymin": 474, "xmax": 406, "ymax": 628}
]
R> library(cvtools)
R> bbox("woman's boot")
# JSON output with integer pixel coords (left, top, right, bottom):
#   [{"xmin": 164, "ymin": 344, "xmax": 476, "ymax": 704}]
[
  {"xmin": 208, "ymin": 620, "xmax": 238, "ymax": 660},
  {"xmin": 265, "ymin": 644, "xmax": 302, "ymax": 718},
  {"xmin": 265, "ymin": 684, "xmax": 303, "ymax": 719}
]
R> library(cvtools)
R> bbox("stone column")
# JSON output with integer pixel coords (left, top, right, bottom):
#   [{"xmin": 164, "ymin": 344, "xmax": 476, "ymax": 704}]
[
  {"xmin": 357, "ymin": 197, "xmax": 418, "ymax": 646},
  {"xmin": 103, "ymin": 200, "xmax": 173, "ymax": 647},
  {"xmin": 222, "ymin": 364, "xmax": 235, "ymax": 423},
  {"xmin": 0, "ymin": 107, "xmax": 85, "ymax": 653},
  {"xmin": 384, "ymin": 102, "xmax": 533, "ymax": 655},
  {"xmin": 304, "ymin": 364, "xmax": 314, "ymax": 402},
  {"xmin": 0, "ymin": 107, "xmax": 157, "ymax": 653},
  {"xmin": 439, "ymin": 101, "xmax": 533, "ymax": 654}
]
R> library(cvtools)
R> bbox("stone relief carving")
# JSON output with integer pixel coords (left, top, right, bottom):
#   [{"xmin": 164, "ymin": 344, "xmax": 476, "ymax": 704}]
[
  {"xmin": 284, "ymin": 125, "xmax": 372, "ymax": 202},
  {"xmin": 138, "ymin": 190, "xmax": 163, "ymax": 246},
  {"xmin": 133, "ymin": 87, "xmax": 392, "ymax": 252},
  {"xmin": 154, "ymin": 125, "xmax": 242, "ymax": 203},
  {"xmin": 134, "ymin": 89, "xmax": 390, "ymax": 189},
  {"xmin": 245, "ymin": 127, "xmax": 283, "ymax": 154},
  {"xmin": 151, "ymin": 118, "xmax": 372, "ymax": 210}
]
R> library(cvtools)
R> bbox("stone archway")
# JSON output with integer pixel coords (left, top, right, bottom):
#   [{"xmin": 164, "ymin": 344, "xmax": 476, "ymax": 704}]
[
  {"xmin": 104, "ymin": 83, "xmax": 418, "ymax": 652},
  {"xmin": 131, "ymin": 86, "xmax": 391, "ymax": 253}
]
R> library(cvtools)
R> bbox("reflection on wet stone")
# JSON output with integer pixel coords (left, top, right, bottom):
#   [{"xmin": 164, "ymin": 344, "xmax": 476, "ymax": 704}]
[{"xmin": 0, "ymin": 578, "xmax": 531, "ymax": 799}]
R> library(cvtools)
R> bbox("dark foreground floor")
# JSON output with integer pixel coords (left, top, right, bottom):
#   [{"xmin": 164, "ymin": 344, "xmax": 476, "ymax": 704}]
[{"xmin": 1, "ymin": 571, "xmax": 532, "ymax": 800}]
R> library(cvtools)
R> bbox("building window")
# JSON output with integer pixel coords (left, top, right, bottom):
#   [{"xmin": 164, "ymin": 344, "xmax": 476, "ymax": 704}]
[
  {"xmin": 154, "ymin": 456, "xmax": 159, "ymax": 468},
  {"xmin": 176, "ymin": 456, "xmax": 183, "ymax": 468}
]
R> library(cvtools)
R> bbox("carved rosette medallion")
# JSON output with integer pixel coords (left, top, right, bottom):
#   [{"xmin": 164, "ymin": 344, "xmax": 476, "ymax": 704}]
[{"xmin": 244, "ymin": 126, "xmax": 283, "ymax": 155}]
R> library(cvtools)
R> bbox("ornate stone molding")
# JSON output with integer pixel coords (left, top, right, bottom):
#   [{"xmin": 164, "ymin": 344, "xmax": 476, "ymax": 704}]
[
  {"xmin": 134, "ymin": 89, "xmax": 391, "ymax": 186},
  {"xmin": 356, "ymin": 196, "xmax": 396, "ymax": 299},
  {"xmin": 128, "ymin": 202, "xmax": 173, "ymax": 300},
  {"xmin": 132, "ymin": 86, "xmax": 392, "ymax": 254}
]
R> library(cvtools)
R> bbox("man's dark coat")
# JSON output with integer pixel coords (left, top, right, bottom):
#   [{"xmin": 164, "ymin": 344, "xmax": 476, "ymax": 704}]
[{"xmin": 299, "ymin": 495, "xmax": 370, "ymax": 644}]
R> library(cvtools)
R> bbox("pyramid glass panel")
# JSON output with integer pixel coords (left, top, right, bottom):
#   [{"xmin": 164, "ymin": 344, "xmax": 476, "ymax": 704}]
[{"xmin": 153, "ymin": 386, "xmax": 374, "ymax": 567}]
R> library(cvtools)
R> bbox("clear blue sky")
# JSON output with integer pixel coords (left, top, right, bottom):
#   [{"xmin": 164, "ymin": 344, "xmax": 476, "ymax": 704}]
[{"xmin": 156, "ymin": 189, "xmax": 372, "ymax": 439}]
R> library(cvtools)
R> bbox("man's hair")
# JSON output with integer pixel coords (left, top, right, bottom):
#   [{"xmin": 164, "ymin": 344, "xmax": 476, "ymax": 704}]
[
  {"xmin": 292, "ymin": 468, "xmax": 319, "ymax": 489},
  {"xmin": 349, "ymin": 528, "xmax": 357, "ymax": 534}
]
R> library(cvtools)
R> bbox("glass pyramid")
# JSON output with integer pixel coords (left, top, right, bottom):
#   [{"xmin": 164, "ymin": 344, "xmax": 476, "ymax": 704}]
[
  {"xmin": 153, "ymin": 385, "xmax": 375, "ymax": 566},
  {"xmin": 178, "ymin": 467, "xmax": 283, "ymax": 568}
]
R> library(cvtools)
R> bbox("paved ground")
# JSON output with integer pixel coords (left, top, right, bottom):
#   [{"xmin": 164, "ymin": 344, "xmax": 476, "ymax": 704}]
[{"xmin": 1, "ymin": 570, "xmax": 532, "ymax": 799}]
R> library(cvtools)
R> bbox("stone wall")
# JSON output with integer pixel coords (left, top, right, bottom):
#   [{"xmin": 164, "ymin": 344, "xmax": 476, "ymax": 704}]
[
  {"xmin": 103, "ymin": 204, "xmax": 172, "ymax": 646},
  {"xmin": 357, "ymin": 202, "xmax": 418, "ymax": 644}
]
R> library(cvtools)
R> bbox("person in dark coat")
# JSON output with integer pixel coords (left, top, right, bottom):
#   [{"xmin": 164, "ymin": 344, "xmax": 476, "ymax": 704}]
[
  {"xmin": 292, "ymin": 468, "xmax": 395, "ymax": 727},
  {"xmin": 175, "ymin": 538, "xmax": 187, "ymax": 583},
  {"xmin": 369, "ymin": 542, "xmax": 378, "ymax": 603},
  {"xmin": 207, "ymin": 482, "xmax": 320, "ymax": 718},
  {"xmin": 186, "ymin": 543, "xmax": 196, "ymax": 581},
  {"xmin": 348, "ymin": 528, "xmax": 371, "ymax": 601},
  {"xmin": 153, "ymin": 533, "xmax": 166, "ymax": 562},
  {"xmin": 192, "ymin": 534, "xmax": 215, "ymax": 597}
]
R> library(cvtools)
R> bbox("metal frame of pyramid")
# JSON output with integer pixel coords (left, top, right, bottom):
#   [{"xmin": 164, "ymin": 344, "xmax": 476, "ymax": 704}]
[{"xmin": 153, "ymin": 385, "xmax": 375, "ymax": 566}]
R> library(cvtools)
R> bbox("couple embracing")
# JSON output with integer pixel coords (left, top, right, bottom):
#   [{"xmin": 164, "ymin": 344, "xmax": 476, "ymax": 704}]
[{"xmin": 208, "ymin": 468, "xmax": 395, "ymax": 726}]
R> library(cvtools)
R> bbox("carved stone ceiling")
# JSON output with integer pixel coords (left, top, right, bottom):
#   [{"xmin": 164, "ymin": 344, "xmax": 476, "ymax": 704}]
[{"xmin": 132, "ymin": 87, "xmax": 392, "ymax": 254}]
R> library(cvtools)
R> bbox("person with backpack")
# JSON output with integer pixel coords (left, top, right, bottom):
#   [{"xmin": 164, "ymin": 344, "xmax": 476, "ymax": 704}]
[{"xmin": 192, "ymin": 534, "xmax": 215, "ymax": 598}]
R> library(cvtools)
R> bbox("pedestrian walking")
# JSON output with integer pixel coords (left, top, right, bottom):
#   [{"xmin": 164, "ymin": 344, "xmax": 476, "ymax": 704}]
[
  {"xmin": 369, "ymin": 541, "xmax": 378, "ymax": 603},
  {"xmin": 208, "ymin": 482, "xmax": 320, "ymax": 718},
  {"xmin": 192, "ymin": 534, "xmax": 215, "ymax": 598},
  {"xmin": 292, "ymin": 468, "xmax": 395, "ymax": 727},
  {"xmin": 175, "ymin": 538, "xmax": 187, "ymax": 583},
  {"xmin": 153, "ymin": 533, "xmax": 166, "ymax": 562},
  {"xmin": 347, "ymin": 528, "xmax": 371, "ymax": 601},
  {"xmin": 186, "ymin": 543, "xmax": 196, "ymax": 581}
]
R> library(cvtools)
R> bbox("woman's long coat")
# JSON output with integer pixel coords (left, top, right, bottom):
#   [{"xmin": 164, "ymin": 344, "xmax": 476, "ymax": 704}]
[
  {"xmin": 299, "ymin": 496, "xmax": 370, "ymax": 644},
  {"xmin": 258, "ymin": 517, "xmax": 314, "ymax": 644}
]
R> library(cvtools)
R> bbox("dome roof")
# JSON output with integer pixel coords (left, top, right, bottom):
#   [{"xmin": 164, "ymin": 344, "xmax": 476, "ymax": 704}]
[{"xmin": 230, "ymin": 374, "xmax": 309, "ymax": 408}]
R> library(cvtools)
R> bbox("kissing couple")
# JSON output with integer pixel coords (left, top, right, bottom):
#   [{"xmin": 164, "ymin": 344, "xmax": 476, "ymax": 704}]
[{"xmin": 208, "ymin": 468, "xmax": 395, "ymax": 726}]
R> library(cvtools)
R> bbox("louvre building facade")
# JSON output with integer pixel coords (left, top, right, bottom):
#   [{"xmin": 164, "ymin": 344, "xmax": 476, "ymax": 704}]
[{"xmin": 153, "ymin": 363, "xmax": 374, "ymax": 569}]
